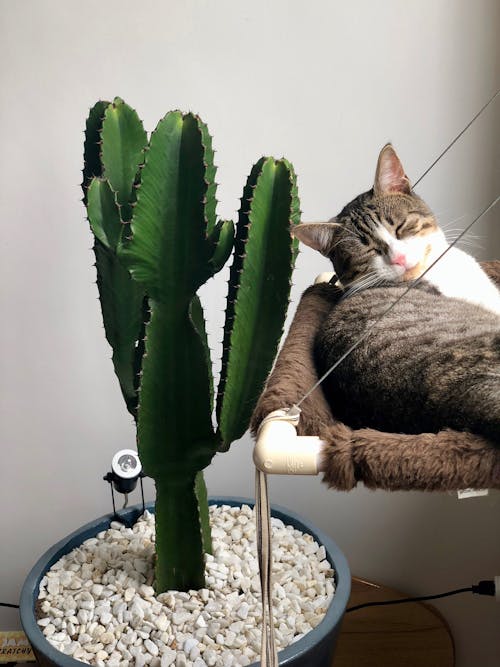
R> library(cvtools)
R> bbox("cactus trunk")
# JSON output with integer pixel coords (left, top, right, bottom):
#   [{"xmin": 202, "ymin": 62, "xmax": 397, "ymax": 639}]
[{"xmin": 155, "ymin": 475, "xmax": 206, "ymax": 592}]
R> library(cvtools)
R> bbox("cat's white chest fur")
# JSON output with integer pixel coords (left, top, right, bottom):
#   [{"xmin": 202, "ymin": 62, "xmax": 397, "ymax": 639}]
[{"xmin": 425, "ymin": 245, "xmax": 500, "ymax": 316}]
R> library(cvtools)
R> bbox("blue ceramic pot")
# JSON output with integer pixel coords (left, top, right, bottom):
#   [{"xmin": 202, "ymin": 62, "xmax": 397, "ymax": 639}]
[{"xmin": 20, "ymin": 497, "xmax": 350, "ymax": 666}]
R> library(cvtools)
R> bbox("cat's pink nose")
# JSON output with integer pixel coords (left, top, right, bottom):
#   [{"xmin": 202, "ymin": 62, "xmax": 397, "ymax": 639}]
[{"xmin": 390, "ymin": 253, "xmax": 407, "ymax": 267}]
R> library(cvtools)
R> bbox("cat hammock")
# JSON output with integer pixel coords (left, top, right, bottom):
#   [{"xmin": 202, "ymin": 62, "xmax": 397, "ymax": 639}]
[{"xmin": 251, "ymin": 260, "xmax": 500, "ymax": 491}]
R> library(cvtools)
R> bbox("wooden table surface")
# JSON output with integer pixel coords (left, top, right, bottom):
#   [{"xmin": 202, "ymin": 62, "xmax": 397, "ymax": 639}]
[{"xmin": 332, "ymin": 577, "xmax": 455, "ymax": 666}]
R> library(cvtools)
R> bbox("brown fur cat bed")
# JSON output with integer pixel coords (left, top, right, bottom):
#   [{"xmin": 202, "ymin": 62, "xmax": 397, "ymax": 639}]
[{"xmin": 251, "ymin": 262, "xmax": 500, "ymax": 491}]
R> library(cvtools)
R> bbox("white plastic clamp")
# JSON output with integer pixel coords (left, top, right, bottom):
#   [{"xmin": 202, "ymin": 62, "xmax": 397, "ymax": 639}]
[
  {"xmin": 253, "ymin": 407, "xmax": 325, "ymax": 475},
  {"xmin": 314, "ymin": 271, "xmax": 336, "ymax": 285}
]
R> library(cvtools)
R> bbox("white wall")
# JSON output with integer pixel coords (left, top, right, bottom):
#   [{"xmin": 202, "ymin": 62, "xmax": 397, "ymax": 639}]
[{"xmin": 1, "ymin": 1, "xmax": 499, "ymax": 665}]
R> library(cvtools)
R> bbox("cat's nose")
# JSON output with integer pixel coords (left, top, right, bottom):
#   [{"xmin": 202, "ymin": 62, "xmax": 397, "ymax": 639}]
[{"xmin": 390, "ymin": 253, "xmax": 407, "ymax": 267}]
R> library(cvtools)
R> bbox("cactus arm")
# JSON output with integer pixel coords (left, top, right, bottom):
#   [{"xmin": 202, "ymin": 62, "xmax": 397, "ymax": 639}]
[
  {"xmin": 208, "ymin": 219, "xmax": 235, "ymax": 274},
  {"xmin": 216, "ymin": 160, "xmax": 264, "ymax": 415},
  {"xmin": 100, "ymin": 97, "xmax": 147, "ymax": 222},
  {"xmin": 86, "ymin": 175, "xmax": 145, "ymax": 419},
  {"xmin": 83, "ymin": 99, "xmax": 148, "ymax": 420},
  {"xmin": 93, "ymin": 239, "xmax": 146, "ymax": 418},
  {"xmin": 216, "ymin": 158, "xmax": 300, "ymax": 449},
  {"xmin": 86, "ymin": 177, "xmax": 122, "ymax": 250},
  {"xmin": 82, "ymin": 100, "xmax": 109, "ymax": 202}
]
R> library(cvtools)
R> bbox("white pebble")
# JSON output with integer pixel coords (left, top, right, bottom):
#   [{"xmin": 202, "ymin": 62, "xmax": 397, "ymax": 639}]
[
  {"xmin": 195, "ymin": 614, "xmax": 207, "ymax": 628},
  {"xmin": 161, "ymin": 647, "xmax": 177, "ymax": 666},
  {"xmin": 175, "ymin": 653, "xmax": 187, "ymax": 667},
  {"xmin": 80, "ymin": 600, "xmax": 94, "ymax": 611},
  {"xmin": 100, "ymin": 611, "xmax": 112, "ymax": 625},
  {"xmin": 144, "ymin": 638, "xmax": 158, "ymax": 656},
  {"xmin": 92, "ymin": 584, "xmax": 104, "ymax": 597},
  {"xmin": 203, "ymin": 649, "xmax": 217, "ymax": 666},
  {"xmin": 172, "ymin": 611, "xmax": 191, "ymax": 625},
  {"xmin": 43, "ymin": 624, "xmax": 56, "ymax": 637},
  {"xmin": 155, "ymin": 613, "xmax": 169, "ymax": 631},
  {"xmin": 77, "ymin": 609, "xmax": 90, "ymax": 624},
  {"xmin": 124, "ymin": 587, "xmax": 135, "ymax": 602},
  {"xmin": 100, "ymin": 632, "xmax": 114, "ymax": 644},
  {"xmin": 37, "ymin": 617, "xmax": 51, "ymax": 627},
  {"xmin": 47, "ymin": 579, "xmax": 60, "ymax": 596},
  {"xmin": 182, "ymin": 637, "xmax": 196, "ymax": 653},
  {"xmin": 236, "ymin": 603, "xmax": 249, "ymax": 620},
  {"xmin": 140, "ymin": 584, "xmax": 155, "ymax": 598}
]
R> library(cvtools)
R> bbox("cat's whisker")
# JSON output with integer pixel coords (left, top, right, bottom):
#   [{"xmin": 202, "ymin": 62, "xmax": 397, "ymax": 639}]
[
  {"xmin": 457, "ymin": 241, "xmax": 485, "ymax": 251},
  {"xmin": 440, "ymin": 214, "xmax": 467, "ymax": 228},
  {"xmin": 343, "ymin": 272, "xmax": 385, "ymax": 298},
  {"xmin": 440, "ymin": 214, "xmax": 467, "ymax": 229},
  {"xmin": 445, "ymin": 228, "xmax": 482, "ymax": 238},
  {"xmin": 448, "ymin": 234, "xmax": 483, "ymax": 244},
  {"xmin": 346, "ymin": 272, "xmax": 380, "ymax": 289},
  {"xmin": 446, "ymin": 233, "xmax": 484, "ymax": 250}
]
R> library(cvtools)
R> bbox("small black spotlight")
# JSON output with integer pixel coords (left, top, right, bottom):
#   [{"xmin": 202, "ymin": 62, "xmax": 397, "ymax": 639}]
[
  {"xmin": 111, "ymin": 449, "xmax": 142, "ymax": 493},
  {"xmin": 104, "ymin": 449, "xmax": 145, "ymax": 522}
]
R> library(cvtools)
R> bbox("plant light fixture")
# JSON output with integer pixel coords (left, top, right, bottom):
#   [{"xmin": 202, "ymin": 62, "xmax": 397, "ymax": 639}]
[{"xmin": 103, "ymin": 449, "xmax": 145, "ymax": 522}]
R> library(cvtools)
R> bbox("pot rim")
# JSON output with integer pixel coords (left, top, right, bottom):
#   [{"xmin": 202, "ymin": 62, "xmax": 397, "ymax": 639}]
[{"xmin": 20, "ymin": 496, "xmax": 351, "ymax": 666}]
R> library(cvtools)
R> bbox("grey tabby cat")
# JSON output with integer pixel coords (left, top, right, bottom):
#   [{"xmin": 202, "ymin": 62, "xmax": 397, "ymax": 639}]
[{"xmin": 294, "ymin": 145, "xmax": 500, "ymax": 444}]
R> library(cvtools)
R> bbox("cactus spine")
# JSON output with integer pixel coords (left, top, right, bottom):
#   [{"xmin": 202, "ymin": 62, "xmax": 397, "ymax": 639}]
[{"xmin": 83, "ymin": 99, "xmax": 300, "ymax": 592}]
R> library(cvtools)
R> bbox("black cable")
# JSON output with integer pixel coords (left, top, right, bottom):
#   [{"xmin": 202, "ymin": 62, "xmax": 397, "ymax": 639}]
[
  {"xmin": 0, "ymin": 602, "xmax": 19, "ymax": 609},
  {"xmin": 346, "ymin": 580, "xmax": 496, "ymax": 613}
]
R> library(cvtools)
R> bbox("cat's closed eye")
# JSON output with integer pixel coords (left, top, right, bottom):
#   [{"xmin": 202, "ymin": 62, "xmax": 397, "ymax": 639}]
[
  {"xmin": 394, "ymin": 222, "xmax": 406, "ymax": 238},
  {"xmin": 397, "ymin": 213, "xmax": 435, "ymax": 237}
]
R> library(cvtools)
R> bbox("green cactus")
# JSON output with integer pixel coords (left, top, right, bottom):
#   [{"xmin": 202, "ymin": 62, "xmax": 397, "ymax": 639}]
[{"xmin": 83, "ymin": 99, "xmax": 300, "ymax": 592}]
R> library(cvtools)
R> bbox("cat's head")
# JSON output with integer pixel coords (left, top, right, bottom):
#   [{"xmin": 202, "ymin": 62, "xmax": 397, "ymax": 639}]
[{"xmin": 294, "ymin": 144, "xmax": 447, "ymax": 288}]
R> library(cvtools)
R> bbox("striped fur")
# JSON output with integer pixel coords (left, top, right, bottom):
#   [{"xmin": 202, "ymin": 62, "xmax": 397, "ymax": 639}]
[{"xmin": 315, "ymin": 282, "xmax": 500, "ymax": 442}]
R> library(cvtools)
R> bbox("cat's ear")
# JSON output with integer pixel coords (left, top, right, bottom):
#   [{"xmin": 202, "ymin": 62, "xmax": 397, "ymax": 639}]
[
  {"xmin": 292, "ymin": 221, "xmax": 339, "ymax": 256},
  {"xmin": 374, "ymin": 144, "xmax": 411, "ymax": 195}
]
